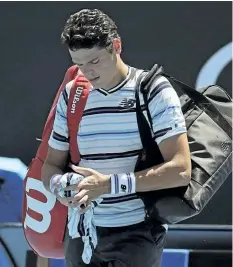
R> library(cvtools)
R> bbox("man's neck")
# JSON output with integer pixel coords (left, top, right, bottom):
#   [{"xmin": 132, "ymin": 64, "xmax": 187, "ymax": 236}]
[{"xmin": 102, "ymin": 60, "xmax": 129, "ymax": 91}]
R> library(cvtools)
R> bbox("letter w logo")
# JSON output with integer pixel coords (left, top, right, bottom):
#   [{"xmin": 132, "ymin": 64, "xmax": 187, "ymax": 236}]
[{"xmin": 24, "ymin": 178, "xmax": 56, "ymax": 233}]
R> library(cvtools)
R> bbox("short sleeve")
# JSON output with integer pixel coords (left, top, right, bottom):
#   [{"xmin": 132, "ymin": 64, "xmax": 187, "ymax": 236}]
[
  {"xmin": 147, "ymin": 76, "xmax": 187, "ymax": 144},
  {"xmin": 48, "ymin": 87, "xmax": 70, "ymax": 151}
]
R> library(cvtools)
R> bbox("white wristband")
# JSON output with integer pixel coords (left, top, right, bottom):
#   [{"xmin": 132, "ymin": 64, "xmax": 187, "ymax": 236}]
[
  {"xmin": 49, "ymin": 174, "xmax": 62, "ymax": 194},
  {"xmin": 110, "ymin": 173, "xmax": 136, "ymax": 194}
]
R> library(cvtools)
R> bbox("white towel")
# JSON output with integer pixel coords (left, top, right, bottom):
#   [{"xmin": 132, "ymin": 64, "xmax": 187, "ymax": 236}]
[{"xmin": 56, "ymin": 172, "xmax": 102, "ymax": 264}]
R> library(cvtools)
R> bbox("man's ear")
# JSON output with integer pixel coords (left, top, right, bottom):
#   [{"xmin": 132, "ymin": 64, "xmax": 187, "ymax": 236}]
[{"xmin": 112, "ymin": 38, "xmax": 122, "ymax": 54}]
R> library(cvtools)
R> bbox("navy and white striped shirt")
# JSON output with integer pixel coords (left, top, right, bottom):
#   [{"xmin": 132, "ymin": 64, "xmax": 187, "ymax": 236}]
[{"xmin": 48, "ymin": 66, "xmax": 187, "ymax": 227}]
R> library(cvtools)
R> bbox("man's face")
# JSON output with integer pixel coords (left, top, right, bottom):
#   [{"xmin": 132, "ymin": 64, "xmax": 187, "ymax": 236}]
[{"xmin": 69, "ymin": 45, "xmax": 119, "ymax": 89}]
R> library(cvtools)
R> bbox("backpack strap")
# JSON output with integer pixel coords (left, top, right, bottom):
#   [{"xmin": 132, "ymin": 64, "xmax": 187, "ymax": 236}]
[
  {"xmin": 138, "ymin": 65, "xmax": 164, "ymax": 130},
  {"xmin": 135, "ymin": 71, "xmax": 155, "ymax": 151},
  {"xmin": 67, "ymin": 72, "xmax": 92, "ymax": 165}
]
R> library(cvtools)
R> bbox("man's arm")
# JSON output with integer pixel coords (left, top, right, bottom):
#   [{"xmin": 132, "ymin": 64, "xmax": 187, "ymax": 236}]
[
  {"xmin": 41, "ymin": 147, "xmax": 69, "ymax": 192},
  {"xmin": 65, "ymin": 132, "xmax": 191, "ymax": 205},
  {"xmin": 41, "ymin": 83, "xmax": 71, "ymax": 193},
  {"xmin": 135, "ymin": 133, "xmax": 191, "ymax": 192},
  {"xmin": 135, "ymin": 76, "xmax": 191, "ymax": 191}
]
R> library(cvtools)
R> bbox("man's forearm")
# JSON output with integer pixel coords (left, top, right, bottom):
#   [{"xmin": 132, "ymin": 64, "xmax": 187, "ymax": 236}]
[
  {"xmin": 134, "ymin": 160, "xmax": 191, "ymax": 192},
  {"xmin": 41, "ymin": 162, "xmax": 64, "ymax": 193}
]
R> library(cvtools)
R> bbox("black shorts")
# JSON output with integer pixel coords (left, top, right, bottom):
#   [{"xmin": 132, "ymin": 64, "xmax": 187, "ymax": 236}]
[{"xmin": 64, "ymin": 221, "xmax": 167, "ymax": 267}]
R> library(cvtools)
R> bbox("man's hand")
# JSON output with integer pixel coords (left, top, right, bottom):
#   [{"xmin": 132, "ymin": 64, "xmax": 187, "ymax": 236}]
[{"xmin": 64, "ymin": 165, "xmax": 110, "ymax": 210}]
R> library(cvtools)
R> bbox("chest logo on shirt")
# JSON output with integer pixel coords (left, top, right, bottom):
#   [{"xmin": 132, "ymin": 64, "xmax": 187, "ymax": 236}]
[{"xmin": 119, "ymin": 98, "xmax": 136, "ymax": 109}]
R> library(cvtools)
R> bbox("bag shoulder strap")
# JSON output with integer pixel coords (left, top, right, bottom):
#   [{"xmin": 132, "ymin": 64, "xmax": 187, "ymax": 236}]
[
  {"xmin": 135, "ymin": 71, "xmax": 155, "ymax": 150},
  {"xmin": 135, "ymin": 70, "xmax": 154, "ymax": 130},
  {"xmin": 67, "ymin": 72, "xmax": 92, "ymax": 164}
]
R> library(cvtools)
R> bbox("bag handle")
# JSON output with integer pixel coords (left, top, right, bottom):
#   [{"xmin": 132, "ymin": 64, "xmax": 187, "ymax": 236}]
[
  {"xmin": 164, "ymin": 73, "xmax": 232, "ymax": 138},
  {"xmin": 67, "ymin": 72, "xmax": 91, "ymax": 165},
  {"xmin": 141, "ymin": 64, "xmax": 232, "ymax": 138}
]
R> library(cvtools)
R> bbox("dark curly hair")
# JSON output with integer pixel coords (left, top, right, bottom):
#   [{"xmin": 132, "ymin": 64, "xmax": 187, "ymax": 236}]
[{"xmin": 61, "ymin": 9, "xmax": 120, "ymax": 52}]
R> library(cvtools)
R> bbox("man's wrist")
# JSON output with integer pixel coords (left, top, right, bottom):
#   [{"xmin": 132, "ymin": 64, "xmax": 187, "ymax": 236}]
[
  {"xmin": 110, "ymin": 173, "xmax": 136, "ymax": 194},
  {"xmin": 102, "ymin": 174, "xmax": 111, "ymax": 194}
]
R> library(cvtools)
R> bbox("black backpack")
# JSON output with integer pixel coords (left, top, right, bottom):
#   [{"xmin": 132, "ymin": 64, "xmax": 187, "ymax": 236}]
[{"xmin": 135, "ymin": 64, "xmax": 232, "ymax": 224}]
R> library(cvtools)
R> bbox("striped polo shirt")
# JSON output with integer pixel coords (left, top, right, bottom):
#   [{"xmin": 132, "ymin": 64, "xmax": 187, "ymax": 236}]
[{"xmin": 48, "ymin": 66, "xmax": 187, "ymax": 227}]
